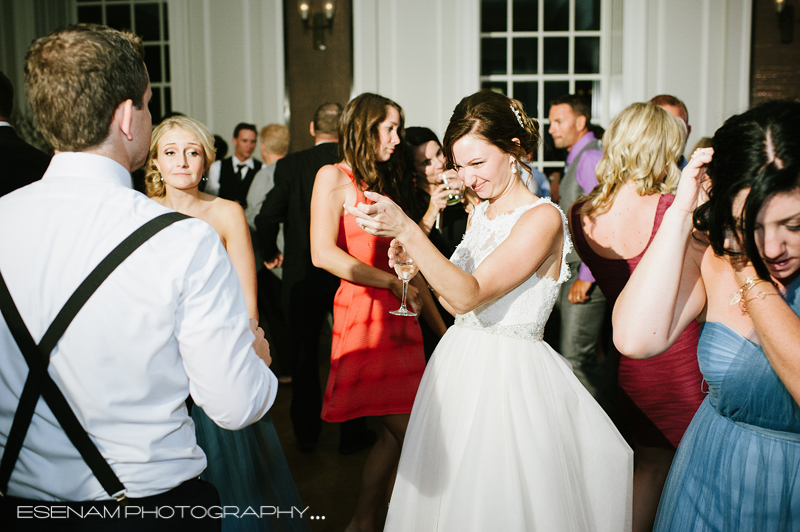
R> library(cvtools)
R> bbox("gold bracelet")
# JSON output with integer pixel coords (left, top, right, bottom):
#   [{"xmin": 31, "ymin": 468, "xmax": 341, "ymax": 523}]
[
  {"xmin": 729, "ymin": 277, "xmax": 772, "ymax": 306},
  {"xmin": 744, "ymin": 290, "xmax": 781, "ymax": 304}
]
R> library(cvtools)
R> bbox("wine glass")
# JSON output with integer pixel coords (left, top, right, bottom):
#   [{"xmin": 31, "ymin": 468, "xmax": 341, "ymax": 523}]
[
  {"xmin": 389, "ymin": 243, "xmax": 419, "ymax": 317},
  {"xmin": 436, "ymin": 172, "xmax": 463, "ymax": 229}
]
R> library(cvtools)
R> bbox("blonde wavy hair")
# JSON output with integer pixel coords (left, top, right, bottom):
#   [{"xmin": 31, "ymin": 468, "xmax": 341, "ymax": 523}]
[
  {"xmin": 145, "ymin": 116, "xmax": 216, "ymax": 198},
  {"xmin": 579, "ymin": 102, "xmax": 685, "ymax": 216}
]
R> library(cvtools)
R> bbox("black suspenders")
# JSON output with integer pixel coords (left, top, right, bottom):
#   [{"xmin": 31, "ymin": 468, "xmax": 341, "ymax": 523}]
[{"xmin": 0, "ymin": 212, "xmax": 189, "ymax": 503}]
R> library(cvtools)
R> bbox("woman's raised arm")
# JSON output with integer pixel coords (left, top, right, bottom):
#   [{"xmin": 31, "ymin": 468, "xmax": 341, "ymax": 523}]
[{"xmin": 613, "ymin": 151, "xmax": 712, "ymax": 359}]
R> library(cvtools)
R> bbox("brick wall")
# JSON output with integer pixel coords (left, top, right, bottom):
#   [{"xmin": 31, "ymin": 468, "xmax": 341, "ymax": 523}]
[{"xmin": 751, "ymin": 0, "xmax": 800, "ymax": 105}]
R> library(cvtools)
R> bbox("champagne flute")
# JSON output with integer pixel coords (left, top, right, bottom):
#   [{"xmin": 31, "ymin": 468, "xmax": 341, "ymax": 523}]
[{"xmin": 389, "ymin": 243, "xmax": 419, "ymax": 316}]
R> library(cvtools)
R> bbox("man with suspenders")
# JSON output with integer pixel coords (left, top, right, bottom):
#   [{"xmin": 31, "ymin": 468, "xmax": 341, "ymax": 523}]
[{"xmin": 0, "ymin": 24, "xmax": 276, "ymax": 531}]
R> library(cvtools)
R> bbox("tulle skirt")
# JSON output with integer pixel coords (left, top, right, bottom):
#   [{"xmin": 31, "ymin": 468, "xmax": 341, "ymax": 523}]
[
  {"xmin": 192, "ymin": 408, "xmax": 311, "ymax": 532},
  {"xmin": 385, "ymin": 325, "xmax": 633, "ymax": 532}
]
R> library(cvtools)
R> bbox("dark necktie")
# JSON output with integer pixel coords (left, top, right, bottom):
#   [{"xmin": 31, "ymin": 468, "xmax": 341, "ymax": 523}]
[{"xmin": 236, "ymin": 164, "xmax": 247, "ymax": 179}]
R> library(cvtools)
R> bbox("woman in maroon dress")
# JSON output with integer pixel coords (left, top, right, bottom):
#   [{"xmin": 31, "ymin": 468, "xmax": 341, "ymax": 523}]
[{"xmin": 569, "ymin": 102, "xmax": 704, "ymax": 532}]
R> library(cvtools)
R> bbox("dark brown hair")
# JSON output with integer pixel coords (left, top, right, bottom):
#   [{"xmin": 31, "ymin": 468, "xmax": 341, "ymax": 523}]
[
  {"xmin": 442, "ymin": 89, "xmax": 540, "ymax": 174},
  {"xmin": 24, "ymin": 24, "xmax": 148, "ymax": 151},
  {"xmin": 338, "ymin": 93, "xmax": 406, "ymax": 204},
  {"xmin": 694, "ymin": 100, "xmax": 800, "ymax": 280},
  {"xmin": 549, "ymin": 94, "xmax": 591, "ymax": 122}
]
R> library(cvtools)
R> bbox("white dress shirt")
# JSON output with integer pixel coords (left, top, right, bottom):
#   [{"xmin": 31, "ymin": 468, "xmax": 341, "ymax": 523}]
[
  {"xmin": 0, "ymin": 152, "xmax": 277, "ymax": 501},
  {"xmin": 205, "ymin": 155, "xmax": 256, "ymax": 196}
]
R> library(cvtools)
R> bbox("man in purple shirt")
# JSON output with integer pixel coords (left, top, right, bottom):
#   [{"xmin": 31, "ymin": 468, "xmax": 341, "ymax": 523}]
[{"xmin": 548, "ymin": 95, "xmax": 612, "ymax": 408}]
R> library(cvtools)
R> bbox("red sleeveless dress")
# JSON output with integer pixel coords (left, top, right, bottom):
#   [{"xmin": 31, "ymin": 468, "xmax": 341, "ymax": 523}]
[
  {"xmin": 572, "ymin": 194, "xmax": 704, "ymax": 448},
  {"xmin": 321, "ymin": 164, "xmax": 426, "ymax": 422}
]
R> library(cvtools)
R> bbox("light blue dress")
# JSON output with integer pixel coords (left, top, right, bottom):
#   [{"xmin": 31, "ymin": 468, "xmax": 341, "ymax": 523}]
[
  {"xmin": 654, "ymin": 277, "xmax": 800, "ymax": 531},
  {"xmin": 192, "ymin": 409, "xmax": 312, "ymax": 532}
]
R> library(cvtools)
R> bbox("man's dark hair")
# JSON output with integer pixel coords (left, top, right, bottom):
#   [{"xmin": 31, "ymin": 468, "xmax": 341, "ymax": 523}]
[
  {"xmin": 313, "ymin": 102, "xmax": 343, "ymax": 135},
  {"xmin": 550, "ymin": 94, "xmax": 591, "ymax": 121},
  {"xmin": 233, "ymin": 122, "xmax": 257, "ymax": 139},
  {"xmin": 649, "ymin": 94, "xmax": 689, "ymax": 123},
  {"xmin": 0, "ymin": 71, "xmax": 13, "ymax": 118}
]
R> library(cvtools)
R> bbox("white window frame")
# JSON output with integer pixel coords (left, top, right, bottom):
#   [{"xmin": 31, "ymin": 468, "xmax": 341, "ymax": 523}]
[
  {"xmin": 74, "ymin": 0, "xmax": 171, "ymax": 120},
  {"xmin": 479, "ymin": 0, "xmax": 612, "ymax": 172}
]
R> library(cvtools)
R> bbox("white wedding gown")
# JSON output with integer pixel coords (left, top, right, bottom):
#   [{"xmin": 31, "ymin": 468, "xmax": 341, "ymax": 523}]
[{"xmin": 385, "ymin": 198, "xmax": 633, "ymax": 532}]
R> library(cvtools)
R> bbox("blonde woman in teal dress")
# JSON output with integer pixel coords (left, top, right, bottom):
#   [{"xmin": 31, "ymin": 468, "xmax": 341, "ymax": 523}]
[{"xmin": 146, "ymin": 116, "xmax": 310, "ymax": 532}]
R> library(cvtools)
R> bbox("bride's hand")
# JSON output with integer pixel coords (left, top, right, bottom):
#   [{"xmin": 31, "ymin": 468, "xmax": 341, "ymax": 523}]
[
  {"xmin": 343, "ymin": 191, "xmax": 416, "ymax": 241},
  {"xmin": 673, "ymin": 147, "xmax": 713, "ymax": 216}
]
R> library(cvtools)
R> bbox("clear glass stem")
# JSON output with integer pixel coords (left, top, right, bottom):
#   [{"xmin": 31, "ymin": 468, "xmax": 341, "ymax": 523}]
[{"xmin": 399, "ymin": 279, "xmax": 409, "ymax": 311}]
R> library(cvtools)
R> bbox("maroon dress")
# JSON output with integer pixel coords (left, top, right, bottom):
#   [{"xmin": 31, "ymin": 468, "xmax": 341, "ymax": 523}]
[{"xmin": 571, "ymin": 194, "xmax": 704, "ymax": 449}]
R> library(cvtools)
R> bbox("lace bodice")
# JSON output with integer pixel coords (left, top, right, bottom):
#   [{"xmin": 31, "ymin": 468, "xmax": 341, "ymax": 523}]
[{"xmin": 451, "ymin": 198, "xmax": 572, "ymax": 341}]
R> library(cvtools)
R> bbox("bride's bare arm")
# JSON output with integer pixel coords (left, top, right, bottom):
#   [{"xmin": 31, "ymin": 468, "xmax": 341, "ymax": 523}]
[
  {"xmin": 347, "ymin": 194, "xmax": 563, "ymax": 315},
  {"xmin": 310, "ymin": 165, "xmax": 422, "ymax": 311}
]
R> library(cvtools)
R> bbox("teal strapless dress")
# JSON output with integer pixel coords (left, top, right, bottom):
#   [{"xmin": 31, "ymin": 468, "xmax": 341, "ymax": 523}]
[
  {"xmin": 654, "ymin": 278, "xmax": 800, "ymax": 531},
  {"xmin": 192, "ymin": 409, "xmax": 312, "ymax": 532}
]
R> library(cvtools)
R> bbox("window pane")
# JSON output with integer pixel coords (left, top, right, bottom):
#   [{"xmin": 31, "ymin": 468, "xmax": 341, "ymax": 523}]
[
  {"xmin": 575, "ymin": 0, "xmax": 601, "ymax": 31},
  {"xmin": 144, "ymin": 45, "xmax": 162, "ymax": 82},
  {"xmin": 165, "ymin": 45, "xmax": 171, "ymax": 82},
  {"xmin": 482, "ymin": 81, "xmax": 508, "ymax": 95},
  {"xmin": 77, "ymin": 6, "xmax": 102, "ymax": 24},
  {"xmin": 544, "ymin": 80, "xmax": 569, "ymax": 115},
  {"xmin": 163, "ymin": 3, "xmax": 169, "ymax": 41},
  {"xmin": 512, "ymin": 38, "xmax": 537, "ymax": 74},
  {"xmin": 106, "ymin": 5, "xmax": 132, "ymax": 32},
  {"xmin": 513, "ymin": 0, "xmax": 538, "ymax": 32},
  {"xmin": 164, "ymin": 87, "xmax": 172, "ymax": 117},
  {"xmin": 575, "ymin": 80, "xmax": 601, "ymax": 121},
  {"xmin": 513, "ymin": 81, "xmax": 539, "ymax": 118},
  {"xmin": 149, "ymin": 86, "xmax": 162, "ymax": 123},
  {"xmin": 135, "ymin": 3, "xmax": 161, "ymax": 41},
  {"xmin": 543, "ymin": 0, "xmax": 568, "ymax": 31},
  {"xmin": 574, "ymin": 37, "xmax": 599, "ymax": 74},
  {"xmin": 481, "ymin": 0, "xmax": 507, "ymax": 32},
  {"xmin": 543, "ymin": 37, "xmax": 568, "ymax": 74},
  {"xmin": 481, "ymin": 38, "xmax": 507, "ymax": 75}
]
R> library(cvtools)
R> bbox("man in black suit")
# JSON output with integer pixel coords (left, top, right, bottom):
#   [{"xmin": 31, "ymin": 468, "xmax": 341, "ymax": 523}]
[
  {"xmin": 255, "ymin": 102, "xmax": 374, "ymax": 453},
  {"xmin": 205, "ymin": 122, "xmax": 262, "ymax": 206},
  {"xmin": 0, "ymin": 71, "xmax": 50, "ymax": 197}
]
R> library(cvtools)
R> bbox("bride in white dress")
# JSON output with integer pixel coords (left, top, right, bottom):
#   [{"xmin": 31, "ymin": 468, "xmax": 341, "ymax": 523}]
[{"xmin": 346, "ymin": 90, "xmax": 632, "ymax": 531}]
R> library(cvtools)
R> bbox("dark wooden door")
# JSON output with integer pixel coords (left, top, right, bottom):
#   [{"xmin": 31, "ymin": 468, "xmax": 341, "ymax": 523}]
[{"xmin": 284, "ymin": 0, "xmax": 352, "ymax": 153}]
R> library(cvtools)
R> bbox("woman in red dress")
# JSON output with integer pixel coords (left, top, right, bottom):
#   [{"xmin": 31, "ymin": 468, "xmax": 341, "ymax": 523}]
[
  {"xmin": 569, "ymin": 102, "xmax": 705, "ymax": 532},
  {"xmin": 310, "ymin": 93, "xmax": 435, "ymax": 532}
]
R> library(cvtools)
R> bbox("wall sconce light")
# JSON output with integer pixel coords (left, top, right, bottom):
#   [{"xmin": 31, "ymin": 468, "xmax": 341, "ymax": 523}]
[
  {"xmin": 776, "ymin": 0, "xmax": 795, "ymax": 44},
  {"xmin": 298, "ymin": 1, "xmax": 336, "ymax": 51}
]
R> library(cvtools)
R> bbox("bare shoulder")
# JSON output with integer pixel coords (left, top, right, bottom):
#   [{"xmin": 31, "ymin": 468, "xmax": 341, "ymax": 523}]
[
  {"xmin": 200, "ymin": 195, "xmax": 247, "ymax": 240},
  {"xmin": 519, "ymin": 201, "xmax": 564, "ymax": 233},
  {"xmin": 509, "ymin": 201, "xmax": 564, "ymax": 251},
  {"xmin": 316, "ymin": 163, "xmax": 349, "ymax": 186}
]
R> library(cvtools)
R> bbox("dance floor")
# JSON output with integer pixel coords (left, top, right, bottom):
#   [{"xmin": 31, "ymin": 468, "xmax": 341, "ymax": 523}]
[{"xmin": 271, "ymin": 326, "xmax": 387, "ymax": 532}]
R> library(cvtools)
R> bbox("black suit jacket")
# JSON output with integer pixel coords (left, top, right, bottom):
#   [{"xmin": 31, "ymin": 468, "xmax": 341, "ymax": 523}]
[
  {"xmin": 0, "ymin": 126, "xmax": 51, "ymax": 198},
  {"xmin": 255, "ymin": 142, "xmax": 340, "ymax": 307}
]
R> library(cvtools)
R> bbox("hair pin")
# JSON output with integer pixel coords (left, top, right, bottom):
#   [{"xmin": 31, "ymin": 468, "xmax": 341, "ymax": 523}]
[{"xmin": 510, "ymin": 105, "xmax": 524, "ymax": 128}]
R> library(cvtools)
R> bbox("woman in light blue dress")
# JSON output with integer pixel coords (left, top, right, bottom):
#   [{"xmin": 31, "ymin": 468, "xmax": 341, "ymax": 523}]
[{"xmin": 614, "ymin": 100, "xmax": 800, "ymax": 531}]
